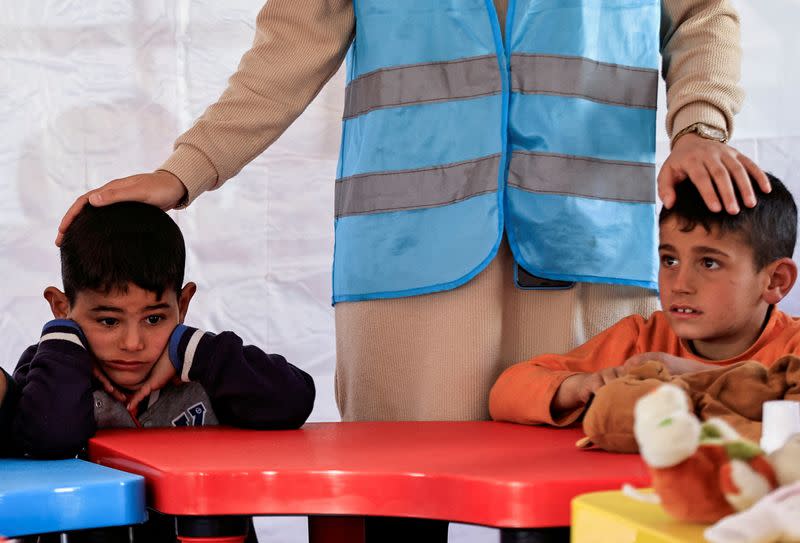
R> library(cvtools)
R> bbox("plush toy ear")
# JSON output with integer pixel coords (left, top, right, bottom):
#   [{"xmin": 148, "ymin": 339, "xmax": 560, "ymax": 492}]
[
  {"xmin": 634, "ymin": 384, "xmax": 701, "ymax": 468},
  {"xmin": 639, "ymin": 411, "xmax": 702, "ymax": 468},
  {"xmin": 634, "ymin": 383, "xmax": 691, "ymax": 426}
]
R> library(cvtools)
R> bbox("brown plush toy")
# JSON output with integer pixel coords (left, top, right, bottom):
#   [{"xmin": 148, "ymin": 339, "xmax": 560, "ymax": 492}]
[
  {"xmin": 577, "ymin": 357, "xmax": 800, "ymax": 524},
  {"xmin": 581, "ymin": 355, "xmax": 800, "ymax": 453}
]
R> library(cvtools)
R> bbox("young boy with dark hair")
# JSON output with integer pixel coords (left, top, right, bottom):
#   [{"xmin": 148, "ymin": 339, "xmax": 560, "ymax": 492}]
[
  {"xmin": 6, "ymin": 202, "xmax": 315, "ymax": 541},
  {"xmin": 490, "ymin": 173, "xmax": 800, "ymax": 426},
  {"xmin": 8, "ymin": 202, "xmax": 315, "ymax": 456}
]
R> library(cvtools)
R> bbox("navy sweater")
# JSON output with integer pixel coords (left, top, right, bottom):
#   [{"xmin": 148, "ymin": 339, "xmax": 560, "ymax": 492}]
[{"xmin": 10, "ymin": 320, "xmax": 315, "ymax": 459}]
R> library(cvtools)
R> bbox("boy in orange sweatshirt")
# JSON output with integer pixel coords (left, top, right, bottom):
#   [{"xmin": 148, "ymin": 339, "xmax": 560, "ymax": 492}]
[{"xmin": 490, "ymin": 173, "xmax": 800, "ymax": 427}]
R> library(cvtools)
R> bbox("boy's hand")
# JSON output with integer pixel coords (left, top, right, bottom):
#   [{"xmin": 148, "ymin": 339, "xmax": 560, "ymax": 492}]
[
  {"xmin": 553, "ymin": 367, "xmax": 624, "ymax": 413},
  {"xmin": 92, "ymin": 366, "xmax": 128, "ymax": 403},
  {"xmin": 623, "ymin": 352, "xmax": 719, "ymax": 375},
  {"xmin": 56, "ymin": 171, "xmax": 187, "ymax": 246},
  {"xmin": 126, "ymin": 348, "xmax": 177, "ymax": 415},
  {"xmin": 54, "ymin": 319, "xmax": 128, "ymax": 404},
  {"xmin": 658, "ymin": 135, "xmax": 770, "ymax": 214}
]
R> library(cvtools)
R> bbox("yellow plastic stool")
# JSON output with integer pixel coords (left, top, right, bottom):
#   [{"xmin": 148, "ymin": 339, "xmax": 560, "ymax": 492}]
[{"xmin": 572, "ymin": 490, "xmax": 709, "ymax": 542}]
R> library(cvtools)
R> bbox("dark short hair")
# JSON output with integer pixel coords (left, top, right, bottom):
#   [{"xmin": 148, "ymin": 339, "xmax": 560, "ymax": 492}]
[
  {"xmin": 659, "ymin": 172, "xmax": 797, "ymax": 269},
  {"xmin": 60, "ymin": 202, "xmax": 185, "ymax": 303}
]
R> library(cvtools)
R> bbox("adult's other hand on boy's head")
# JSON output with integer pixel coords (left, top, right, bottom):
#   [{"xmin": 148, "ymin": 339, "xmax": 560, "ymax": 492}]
[
  {"xmin": 56, "ymin": 171, "xmax": 187, "ymax": 246},
  {"xmin": 126, "ymin": 348, "xmax": 177, "ymax": 415},
  {"xmin": 658, "ymin": 134, "xmax": 771, "ymax": 215},
  {"xmin": 623, "ymin": 352, "xmax": 718, "ymax": 376}
]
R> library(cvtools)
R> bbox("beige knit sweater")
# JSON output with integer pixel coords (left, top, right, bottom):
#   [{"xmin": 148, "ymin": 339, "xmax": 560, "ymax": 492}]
[{"xmin": 160, "ymin": 0, "xmax": 744, "ymax": 206}]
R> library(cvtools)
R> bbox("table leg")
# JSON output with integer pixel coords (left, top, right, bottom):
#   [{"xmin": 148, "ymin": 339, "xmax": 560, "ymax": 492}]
[
  {"xmin": 56, "ymin": 526, "xmax": 133, "ymax": 543},
  {"xmin": 175, "ymin": 516, "xmax": 249, "ymax": 543},
  {"xmin": 500, "ymin": 527, "xmax": 570, "ymax": 543},
  {"xmin": 308, "ymin": 516, "xmax": 365, "ymax": 543}
]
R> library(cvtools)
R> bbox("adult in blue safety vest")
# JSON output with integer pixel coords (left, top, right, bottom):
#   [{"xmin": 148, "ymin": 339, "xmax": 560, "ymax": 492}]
[
  {"xmin": 60, "ymin": 0, "xmax": 765, "ymax": 440},
  {"xmin": 57, "ymin": 1, "xmax": 767, "ymax": 539}
]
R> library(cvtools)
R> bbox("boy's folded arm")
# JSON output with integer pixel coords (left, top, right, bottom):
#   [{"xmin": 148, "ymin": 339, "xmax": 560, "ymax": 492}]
[
  {"xmin": 489, "ymin": 315, "xmax": 644, "ymax": 425},
  {"xmin": 168, "ymin": 325, "xmax": 315, "ymax": 430},
  {"xmin": 490, "ymin": 363, "xmax": 585, "ymax": 426},
  {"xmin": 12, "ymin": 320, "xmax": 97, "ymax": 458}
]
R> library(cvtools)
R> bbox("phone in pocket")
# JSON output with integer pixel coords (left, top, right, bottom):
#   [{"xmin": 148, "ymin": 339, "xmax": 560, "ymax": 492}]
[{"xmin": 514, "ymin": 264, "xmax": 575, "ymax": 290}]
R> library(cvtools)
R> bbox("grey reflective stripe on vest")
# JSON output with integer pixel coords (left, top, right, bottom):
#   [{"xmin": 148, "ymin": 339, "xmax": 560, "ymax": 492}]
[
  {"xmin": 508, "ymin": 151, "xmax": 655, "ymax": 203},
  {"xmin": 336, "ymin": 154, "xmax": 500, "ymax": 217},
  {"xmin": 343, "ymin": 55, "xmax": 502, "ymax": 119},
  {"xmin": 510, "ymin": 54, "xmax": 658, "ymax": 109},
  {"xmin": 342, "ymin": 53, "xmax": 656, "ymax": 119}
]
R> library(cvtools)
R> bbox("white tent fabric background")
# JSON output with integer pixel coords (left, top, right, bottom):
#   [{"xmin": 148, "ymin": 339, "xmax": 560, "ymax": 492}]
[{"xmin": 0, "ymin": 1, "xmax": 798, "ymax": 541}]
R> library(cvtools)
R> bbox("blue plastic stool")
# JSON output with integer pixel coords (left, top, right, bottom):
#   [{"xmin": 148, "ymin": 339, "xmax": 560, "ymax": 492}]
[{"xmin": 0, "ymin": 458, "xmax": 146, "ymax": 539}]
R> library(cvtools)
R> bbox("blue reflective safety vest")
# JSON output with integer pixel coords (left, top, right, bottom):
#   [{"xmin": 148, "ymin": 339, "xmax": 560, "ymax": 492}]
[{"xmin": 333, "ymin": 0, "xmax": 660, "ymax": 303}]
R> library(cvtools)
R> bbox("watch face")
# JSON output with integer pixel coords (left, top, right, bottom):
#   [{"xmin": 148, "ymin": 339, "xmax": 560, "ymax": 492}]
[{"xmin": 698, "ymin": 124, "xmax": 726, "ymax": 141}]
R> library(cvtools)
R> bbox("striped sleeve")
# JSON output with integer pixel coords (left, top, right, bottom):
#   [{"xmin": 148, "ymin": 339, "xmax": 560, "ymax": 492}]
[
  {"xmin": 168, "ymin": 324, "xmax": 206, "ymax": 382},
  {"xmin": 39, "ymin": 319, "xmax": 88, "ymax": 350},
  {"xmin": 12, "ymin": 321, "xmax": 96, "ymax": 458},
  {"xmin": 168, "ymin": 325, "xmax": 315, "ymax": 429}
]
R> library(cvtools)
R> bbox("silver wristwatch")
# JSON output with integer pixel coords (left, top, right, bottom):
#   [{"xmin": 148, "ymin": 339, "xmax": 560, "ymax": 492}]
[{"xmin": 672, "ymin": 122, "xmax": 729, "ymax": 146}]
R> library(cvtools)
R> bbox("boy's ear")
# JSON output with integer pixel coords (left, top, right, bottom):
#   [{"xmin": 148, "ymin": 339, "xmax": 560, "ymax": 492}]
[
  {"xmin": 177, "ymin": 282, "xmax": 197, "ymax": 323},
  {"xmin": 43, "ymin": 286, "xmax": 71, "ymax": 319},
  {"xmin": 762, "ymin": 258, "xmax": 798, "ymax": 305}
]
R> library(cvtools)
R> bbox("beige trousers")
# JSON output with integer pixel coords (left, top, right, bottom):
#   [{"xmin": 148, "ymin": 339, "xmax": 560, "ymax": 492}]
[{"xmin": 334, "ymin": 241, "xmax": 659, "ymax": 421}]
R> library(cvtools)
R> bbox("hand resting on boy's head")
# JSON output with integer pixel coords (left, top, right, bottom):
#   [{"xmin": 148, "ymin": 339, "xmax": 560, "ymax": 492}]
[
  {"xmin": 659, "ymin": 133, "xmax": 771, "ymax": 215},
  {"xmin": 56, "ymin": 171, "xmax": 186, "ymax": 247}
]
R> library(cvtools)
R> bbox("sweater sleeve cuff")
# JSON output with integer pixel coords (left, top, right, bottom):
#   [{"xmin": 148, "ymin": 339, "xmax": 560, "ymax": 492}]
[
  {"xmin": 541, "ymin": 372, "xmax": 588, "ymax": 427},
  {"xmin": 669, "ymin": 103, "xmax": 730, "ymax": 143},
  {"xmin": 40, "ymin": 319, "xmax": 88, "ymax": 350},
  {"xmin": 159, "ymin": 144, "xmax": 220, "ymax": 208},
  {"xmin": 168, "ymin": 325, "xmax": 206, "ymax": 382}
]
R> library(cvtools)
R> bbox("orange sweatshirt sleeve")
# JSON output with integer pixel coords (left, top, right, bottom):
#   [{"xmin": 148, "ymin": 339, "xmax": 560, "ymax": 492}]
[{"xmin": 489, "ymin": 315, "xmax": 644, "ymax": 426}]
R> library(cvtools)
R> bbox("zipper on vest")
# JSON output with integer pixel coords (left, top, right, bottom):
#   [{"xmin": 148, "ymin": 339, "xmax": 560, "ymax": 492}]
[
  {"xmin": 502, "ymin": 0, "xmax": 516, "ymax": 180},
  {"xmin": 484, "ymin": 0, "xmax": 513, "ymax": 237}
]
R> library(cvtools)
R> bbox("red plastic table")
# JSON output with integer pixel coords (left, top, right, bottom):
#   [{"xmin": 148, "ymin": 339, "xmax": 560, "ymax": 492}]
[{"xmin": 88, "ymin": 422, "xmax": 650, "ymax": 542}]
